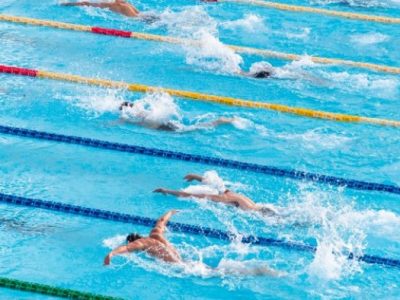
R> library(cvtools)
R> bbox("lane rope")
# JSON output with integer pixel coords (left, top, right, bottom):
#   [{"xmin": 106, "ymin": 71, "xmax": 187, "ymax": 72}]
[
  {"xmin": 1, "ymin": 124, "xmax": 399, "ymax": 196},
  {"xmin": 1, "ymin": 192, "xmax": 399, "ymax": 268},
  {"xmin": 0, "ymin": 277, "xmax": 122, "ymax": 300},
  {"xmin": 1, "ymin": 64, "xmax": 400, "ymax": 127},
  {"xmin": 223, "ymin": 0, "xmax": 400, "ymax": 24},
  {"xmin": 0, "ymin": 14, "xmax": 399, "ymax": 75}
]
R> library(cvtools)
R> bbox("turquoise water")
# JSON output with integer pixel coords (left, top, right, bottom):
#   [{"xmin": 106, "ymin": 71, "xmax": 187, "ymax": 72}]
[{"xmin": 0, "ymin": 0, "xmax": 399, "ymax": 299}]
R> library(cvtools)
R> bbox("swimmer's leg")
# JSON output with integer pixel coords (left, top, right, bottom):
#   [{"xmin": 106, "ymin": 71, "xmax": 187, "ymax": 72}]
[{"xmin": 197, "ymin": 117, "xmax": 236, "ymax": 129}]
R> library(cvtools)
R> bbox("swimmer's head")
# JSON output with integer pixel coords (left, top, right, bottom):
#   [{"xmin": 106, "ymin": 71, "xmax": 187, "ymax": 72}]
[
  {"xmin": 248, "ymin": 61, "xmax": 275, "ymax": 79},
  {"xmin": 119, "ymin": 101, "xmax": 133, "ymax": 111},
  {"xmin": 258, "ymin": 205, "xmax": 278, "ymax": 217},
  {"xmin": 253, "ymin": 70, "xmax": 271, "ymax": 78},
  {"xmin": 126, "ymin": 233, "xmax": 142, "ymax": 243}
]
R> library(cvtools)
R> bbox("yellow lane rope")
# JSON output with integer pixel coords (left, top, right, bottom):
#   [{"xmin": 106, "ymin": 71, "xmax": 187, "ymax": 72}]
[
  {"xmin": 29, "ymin": 69, "xmax": 399, "ymax": 127},
  {"xmin": 224, "ymin": 0, "xmax": 400, "ymax": 24},
  {"xmin": 1, "ymin": 14, "xmax": 399, "ymax": 75}
]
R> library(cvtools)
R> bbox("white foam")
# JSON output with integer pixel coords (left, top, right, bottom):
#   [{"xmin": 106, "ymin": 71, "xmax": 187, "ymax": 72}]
[
  {"xmin": 220, "ymin": 14, "xmax": 266, "ymax": 33},
  {"xmin": 230, "ymin": 117, "xmax": 252, "ymax": 129},
  {"xmin": 274, "ymin": 55, "xmax": 317, "ymax": 79},
  {"xmin": 338, "ymin": 209, "xmax": 400, "ymax": 242},
  {"xmin": 278, "ymin": 129, "xmax": 351, "ymax": 151},
  {"xmin": 321, "ymin": 71, "xmax": 399, "ymax": 98},
  {"xmin": 185, "ymin": 29, "xmax": 243, "ymax": 74},
  {"xmin": 283, "ymin": 187, "xmax": 400, "ymax": 280},
  {"xmin": 120, "ymin": 92, "xmax": 182, "ymax": 127},
  {"xmin": 102, "ymin": 234, "xmax": 127, "ymax": 249},
  {"xmin": 312, "ymin": 0, "xmax": 399, "ymax": 7},
  {"xmin": 154, "ymin": 6, "xmax": 218, "ymax": 37},
  {"xmin": 351, "ymin": 33, "xmax": 389, "ymax": 45},
  {"xmin": 248, "ymin": 61, "xmax": 275, "ymax": 76},
  {"xmin": 153, "ymin": 7, "xmax": 243, "ymax": 74}
]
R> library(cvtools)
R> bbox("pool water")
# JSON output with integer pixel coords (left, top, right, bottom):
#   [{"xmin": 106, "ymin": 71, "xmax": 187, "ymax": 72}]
[{"xmin": 0, "ymin": 0, "xmax": 399, "ymax": 299}]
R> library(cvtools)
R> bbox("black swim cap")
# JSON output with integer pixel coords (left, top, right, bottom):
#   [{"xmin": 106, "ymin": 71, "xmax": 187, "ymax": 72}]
[
  {"xmin": 126, "ymin": 233, "xmax": 142, "ymax": 243},
  {"xmin": 119, "ymin": 101, "xmax": 129, "ymax": 110},
  {"xmin": 253, "ymin": 71, "xmax": 271, "ymax": 78}
]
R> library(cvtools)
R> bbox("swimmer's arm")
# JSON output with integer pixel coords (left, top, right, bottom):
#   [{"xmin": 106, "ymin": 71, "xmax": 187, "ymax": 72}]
[
  {"xmin": 184, "ymin": 174, "xmax": 203, "ymax": 182},
  {"xmin": 150, "ymin": 210, "xmax": 178, "ymax": 236},
  {"xmin": 103, "ymin": 241, "xmax": 145, "ymax": 265},
  {"xmin": 61, "ymin": 1, "xmax": 111, "ymax": 8},
  {"xmin": 154, "ymin": 188, "xmax": 212, "ymax": 199},
  {"xmin": 153, "ymin": 188, "xmax": 226, "ymax": 204}
]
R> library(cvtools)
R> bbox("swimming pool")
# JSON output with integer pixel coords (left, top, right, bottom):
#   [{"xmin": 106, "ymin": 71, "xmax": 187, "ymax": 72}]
[{"xmin": 0, "ymin": 0, "xmax": 399, "ymax": 298}]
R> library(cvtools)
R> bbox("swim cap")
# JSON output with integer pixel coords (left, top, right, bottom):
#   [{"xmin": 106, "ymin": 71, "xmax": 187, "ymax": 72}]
[
  {"xmin": 126, "ymin": 233, "xmax": 142, "ymax": 243},
  {"xmin": 202, "ymin": 170, "xmax": 226, "ymax": 193},
  {"xmin": 249, "ymin": 61, "xmax": 275, "ymax": 77}
]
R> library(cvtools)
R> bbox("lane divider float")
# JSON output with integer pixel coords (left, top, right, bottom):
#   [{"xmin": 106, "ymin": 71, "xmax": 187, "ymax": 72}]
[
  {"xmin": 1, "ymin": 64, "xmax": 400, "ymax": 127},
  {"xmin": 0, "ymin": 277, "xmax": 122, "ymax": 300},
  {"xmin": 222, "ymin": 0, "xmax": 400, "ymax": 24},
  {"xmin": 1, "ymin": 124, "xmax": 399, "ymax": 196},
  {"xmin": 1, "ymin": 192, "xmax": 399, "ymax": 268},
  {"xmin": 0, "ymin": 14, "xmax": 399, "ymax": 75}
]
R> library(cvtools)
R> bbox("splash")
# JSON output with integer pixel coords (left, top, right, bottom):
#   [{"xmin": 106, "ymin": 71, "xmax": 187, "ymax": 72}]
[
  {"xmin": 220, "ymin": 14, "xmax": 266, "ymax": 33},
  {"xmin": 183, "ymin": 170, "xmax": 225, "ymax": 195},
  {"xmin": 184, "ymin": 29, "xmax": 243, "ymax": 74},
  {"xmin": 182, "ymin": 170, "xmax": 251, "ymax": 196},
  {"xmin": 283, "ymin": 187, "xmax": 391, "ymax": 280},
  {"xmin": 231, "ymin": 117, "xmax": 269, "ymax": 136},
  {"xmin": 298, "ymin": 192, "xmax": 364, "ymax": 280},
  {"xmin": 69, "ymin": 89, "xmax": 123, "ymax": 116},
  {"xmin": 153, "ymin": 6, "xmax": 218, "ymax": 36},
  {"xmin": 202, "ymin": 170, "xmax": 227, "ymax": 193},
  {"xmin": 120, "ymin": 92, "xmax": 182, "ymax": 127},
  {"xmin": 103, "ymin": 234, "xmax": 127, "ymax": 249},
  {"xmin": 153, "ymin": 7, "xmax": 243, "ymax": 74}
]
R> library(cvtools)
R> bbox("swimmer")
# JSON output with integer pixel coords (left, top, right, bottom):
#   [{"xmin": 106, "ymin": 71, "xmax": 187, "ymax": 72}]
[
  {"xmin": 61, "ymin": 0, "xmax": 160, "ymax": 23},
  {"xmin": 154, "ymin": 173, "xmax": 278, "ymax": 216},
  {"xmin": 239, "ymin": 61, "xmax": 329, "ymax": 86},
  {"xmin": 62, "ymin": 0, "xmax": 142, "ymax": 18},
  {"xmin": 119, "ymin": 101, "xmax": 236, "ymax": 132},
  {"xmin": 104, "ymin": 210, "xmax": 282, "ymax": 276}
]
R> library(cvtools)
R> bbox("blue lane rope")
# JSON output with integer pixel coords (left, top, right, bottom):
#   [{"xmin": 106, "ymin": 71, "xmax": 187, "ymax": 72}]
[
  {"xmin": 1, "ymin": 125, "xmax": 399, "ymax": 196},
  {"xmin": 0, "ymin": 192, "xmax": 399, "ymax": 269}
]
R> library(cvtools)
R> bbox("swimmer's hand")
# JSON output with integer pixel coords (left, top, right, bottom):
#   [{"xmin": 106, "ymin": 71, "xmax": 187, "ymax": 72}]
[
  {"xmin": 153, "ymin": 188, "xmax": 167, "ymax": 195},
  {"xmin": 103, "ymin": 253, "xmax": 112, "ymax": 266}
]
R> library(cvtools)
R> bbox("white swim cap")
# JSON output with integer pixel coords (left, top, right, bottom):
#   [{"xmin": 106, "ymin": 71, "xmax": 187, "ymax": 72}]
[{"xmin": 202, "ymin": 170, "xmax": 226, "ymax": 193}]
